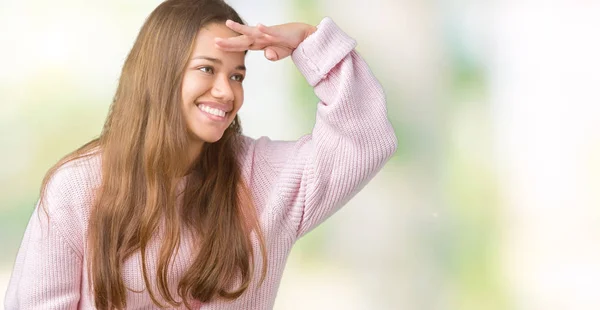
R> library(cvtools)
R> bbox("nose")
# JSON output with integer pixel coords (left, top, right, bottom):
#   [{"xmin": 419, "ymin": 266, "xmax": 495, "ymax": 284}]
[{"xmin": 210, "ymin": 74, "xmax": 234, "ymax": 103}]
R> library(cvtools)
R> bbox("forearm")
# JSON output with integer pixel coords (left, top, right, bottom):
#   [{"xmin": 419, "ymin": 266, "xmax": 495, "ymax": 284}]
[{"xmin": 290, "ymin": 17, "xmax": 398, "ymax": 237}]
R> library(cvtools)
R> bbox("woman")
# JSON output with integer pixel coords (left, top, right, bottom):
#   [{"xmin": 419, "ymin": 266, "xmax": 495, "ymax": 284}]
[{"xmin": 4, "ymin": 0, "xmax": 397, "ymax": 309}]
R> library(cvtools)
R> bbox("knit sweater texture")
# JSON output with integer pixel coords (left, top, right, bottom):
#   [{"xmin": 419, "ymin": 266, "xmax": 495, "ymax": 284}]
[{"xmin": 5, "ymin": 17, "xmax": 398, "ymax": 309}]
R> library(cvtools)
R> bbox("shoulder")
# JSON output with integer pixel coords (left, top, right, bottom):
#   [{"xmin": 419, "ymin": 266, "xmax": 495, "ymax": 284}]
[
  {"xmin": 36, "ymin": 149, "xmax": 101, "ymax": 256},
  {"xmin": 45, "ymin": 150, "xmax": 102, "ymax": 200},
  {"xmin": 237, "ymin": 135, "xmax": 269, "ymax": 163},
  {"xmin": 42, "ymin": 149, "xmax": 102, "ymax": 226},
  {"xmin": 239, "ymin": 135, "xmax": 311, "ymax": 160},
  {"xmin": 237, "ymin": 134, "xmax": 313, "ymax": 181},
  {"xmin": 238, "ymin": 135, "xmax": 268, "ymax": 151}
]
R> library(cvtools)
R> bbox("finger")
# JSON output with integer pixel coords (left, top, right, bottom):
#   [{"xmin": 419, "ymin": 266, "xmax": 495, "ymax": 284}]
[
  {"xmin": 256, "ymin": 23, "xmax": 285, "ymax": 38},
  {"xmin": 264, "ymin": 48, "xmax": 278, "ymax": 61},
  {"xmin": 215, "ymin": 46, "xmax": 248, "ymax": 52},
  {"xmin": 225, "ymin": 19, "xmax": 259, "ymax": 37},
  {"xmin": 215, "ymin": 35, "xmax": 253, "ymax": 50},
  {"xmin": 215, "ymin": 44, "xmax": 249, "ymax": 52}
]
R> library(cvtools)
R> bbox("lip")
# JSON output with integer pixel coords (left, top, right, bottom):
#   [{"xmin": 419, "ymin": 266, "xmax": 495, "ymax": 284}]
[
  {"xmin": 196, "ymin": 101, "xmax": 232, "ymax": 113},
  {"xmin": 196, "ymin": 104, "xmax": 229, "ymax": 123},
  {"xmin": 198, "ymin": 106, "xmax": 228, "ymax": 122}
]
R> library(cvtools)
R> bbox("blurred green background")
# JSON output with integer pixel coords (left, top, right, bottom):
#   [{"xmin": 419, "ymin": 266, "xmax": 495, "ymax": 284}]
[{"xmin": 2, "ymin": 1, "xmax": 600, "ymax": 309}]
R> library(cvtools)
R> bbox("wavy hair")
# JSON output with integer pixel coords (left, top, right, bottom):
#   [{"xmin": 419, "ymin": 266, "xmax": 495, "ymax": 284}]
[{"xmin": 38, "ymin": 0, "xmax": 267, "ymax": 308}]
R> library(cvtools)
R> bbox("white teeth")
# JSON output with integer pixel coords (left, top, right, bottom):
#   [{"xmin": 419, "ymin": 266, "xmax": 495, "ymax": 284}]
[{"xmin": 199, "ymin": 104, "xmax": 226, "ymax": 117}]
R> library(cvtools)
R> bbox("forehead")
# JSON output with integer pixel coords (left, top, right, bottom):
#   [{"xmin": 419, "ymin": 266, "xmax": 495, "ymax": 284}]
[{"xmin": 191, "ymin": 23, "xmax": 245, "ymax": 62}]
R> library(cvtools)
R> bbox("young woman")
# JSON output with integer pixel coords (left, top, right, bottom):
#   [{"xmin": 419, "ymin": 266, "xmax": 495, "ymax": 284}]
[{"xmin": 4, "ymin": 0, "xmax": 397, "ymax": 309}]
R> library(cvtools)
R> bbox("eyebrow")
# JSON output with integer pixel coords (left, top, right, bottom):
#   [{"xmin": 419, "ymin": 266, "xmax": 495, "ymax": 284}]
[{"xmin": 191, "ymin": 56, "xmax": 246, "ymax": 71}]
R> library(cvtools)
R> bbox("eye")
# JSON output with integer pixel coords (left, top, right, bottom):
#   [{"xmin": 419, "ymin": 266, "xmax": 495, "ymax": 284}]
[
  {"xmin": 230, "ymin": 74, "xmax": 245, "ymax": 82},
  {"xmin": 198, "ymin": 66, "xmax": 214, "ymax": 74}
]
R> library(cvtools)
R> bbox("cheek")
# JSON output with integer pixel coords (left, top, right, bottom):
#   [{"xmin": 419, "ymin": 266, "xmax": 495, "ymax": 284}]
[
  {"xmin": 181, "ymin": 80, "xmax": 194, "ymax": 106},
  {"xmin": 233, "ymin": 87, "xmax": 244, "ymax": 111},
  {"xmin": 181, "ymin": 75, "xmax": 209, "ymax": 104}
]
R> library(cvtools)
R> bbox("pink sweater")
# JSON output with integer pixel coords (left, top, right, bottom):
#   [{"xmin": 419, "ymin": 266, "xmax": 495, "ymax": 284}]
[{"xmin": 5, "ymin": 17, "xmax": 397, "ymax": 309}]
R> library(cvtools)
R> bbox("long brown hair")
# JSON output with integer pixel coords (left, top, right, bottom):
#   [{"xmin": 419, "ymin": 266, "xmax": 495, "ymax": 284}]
[{"xmin": 37, "ymin": 0, "xmax": 267, "ymax": 308}]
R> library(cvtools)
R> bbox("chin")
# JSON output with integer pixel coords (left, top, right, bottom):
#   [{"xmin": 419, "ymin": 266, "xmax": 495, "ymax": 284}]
[{"xmin": 197, "ymin": 132, "xmax": 225, "ymax": 144}]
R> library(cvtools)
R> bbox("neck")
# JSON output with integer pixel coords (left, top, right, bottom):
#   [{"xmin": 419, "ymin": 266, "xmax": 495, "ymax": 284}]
[{"xmin": 186, "ymin": 140, "xmax": 204, "ymax": 173}]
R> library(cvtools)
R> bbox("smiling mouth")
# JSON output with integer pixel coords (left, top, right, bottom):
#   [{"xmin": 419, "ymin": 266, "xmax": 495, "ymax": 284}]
[
  {"xmin": 196, "ymin": 103, "xmax": 230, "ymax": 122},
  {"xmin": 198, "ymin": 103, "xmax": 227, "ymax": 117}
]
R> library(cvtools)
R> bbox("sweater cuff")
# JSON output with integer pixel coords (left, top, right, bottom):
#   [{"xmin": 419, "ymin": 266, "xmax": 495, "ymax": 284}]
[{"xmin": 291, "ymin": 17, "xmax": 357, "ymax": 86}]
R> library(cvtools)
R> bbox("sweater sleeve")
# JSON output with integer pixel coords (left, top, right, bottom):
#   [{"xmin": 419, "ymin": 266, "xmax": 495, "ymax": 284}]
[
  {"xmin": 4, "ymin": 166, "xmax": 85, "ymax": 309},
  {"xmin": 253, "ymin": 17, "xmax": 398, "ymax": 239}
]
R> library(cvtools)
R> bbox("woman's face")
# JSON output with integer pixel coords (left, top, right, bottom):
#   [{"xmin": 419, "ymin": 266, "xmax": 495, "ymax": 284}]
[{"xmin": 181, "ymin": 22, "xmax": 246, "ymax": 151}]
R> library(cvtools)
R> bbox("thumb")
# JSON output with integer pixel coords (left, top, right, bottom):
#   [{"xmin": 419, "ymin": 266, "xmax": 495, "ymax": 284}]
[{"xmin": 264, "ymin": 48, "xmax": 279, "ymax": 61}]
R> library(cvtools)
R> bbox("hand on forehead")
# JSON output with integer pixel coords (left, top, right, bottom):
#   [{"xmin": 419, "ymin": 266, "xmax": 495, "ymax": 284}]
[{"xmin": 191, "ymin": 23, "xmax": 246, "ymax": 67}]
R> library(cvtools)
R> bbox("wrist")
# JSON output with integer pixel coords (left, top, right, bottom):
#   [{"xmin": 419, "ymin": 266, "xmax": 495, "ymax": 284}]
[{"xmin": 303, "ymin": 24, "xmax": 317, "ymax": 41}]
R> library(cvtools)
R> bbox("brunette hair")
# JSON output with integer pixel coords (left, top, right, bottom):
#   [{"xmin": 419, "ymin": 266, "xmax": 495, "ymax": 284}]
[{"xmin": 38, "ymin": 0, "xmax": 266, "ymax": 308}]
